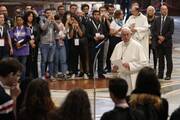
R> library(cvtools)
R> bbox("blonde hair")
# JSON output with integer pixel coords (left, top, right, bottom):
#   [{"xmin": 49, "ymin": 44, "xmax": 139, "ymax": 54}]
[
  {"xmin": 129, "ymin": 93, "xmax": 162, "ymax": 110},
  {"xmin": 147, "ymin": 5, "xmax": 156, "ymax": 14}
]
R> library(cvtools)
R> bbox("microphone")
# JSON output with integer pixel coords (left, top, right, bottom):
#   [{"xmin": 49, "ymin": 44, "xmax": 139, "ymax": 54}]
[{"xmin": 95, "ymin": 40, "xmax": 105, "ymax": 49}]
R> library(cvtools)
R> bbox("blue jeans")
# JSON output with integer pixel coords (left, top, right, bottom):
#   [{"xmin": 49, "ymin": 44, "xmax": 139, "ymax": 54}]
[
  {"xmin": 54, "ymin": 41, "xmax": 68, "ymax": 75},
  {"xmin": 40, "ymin": 43, "xmax": 56, "ymax": 77},
  {"xmin": 15, "ymin": 56, "xmax": 27, "ymax": 81}
]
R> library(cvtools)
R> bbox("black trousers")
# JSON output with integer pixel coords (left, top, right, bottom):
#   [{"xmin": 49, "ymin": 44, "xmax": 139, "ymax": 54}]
[
  {"xmin": 69, "ymin": 39, "xmax": 88, "ymax": 74},
  {"xmin": 158, "ymin": 46, "xmax": 173, "ymax": 77},
  {"xmin": 89, "ymin": 44, "xmax": 104, "ymax": 76},
  {"xmin": 26, "ymin": 47, "xmax": 39, "ymax": 79},
  {"xmin": 0, "ymin": 46, "xmax": 9, "ymax": 60},
  {"xmin": 106, "ymin": 36, "xmax": 121, "ymax": 72},
  {"xmin": 149, "ymin": 44, "xmax": 158, "ymax": 70}
]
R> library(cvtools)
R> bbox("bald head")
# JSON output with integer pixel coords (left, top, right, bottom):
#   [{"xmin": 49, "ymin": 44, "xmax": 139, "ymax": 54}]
[
  {"xmin": 147, "ymin": 6, "xmax": 155, "ymax": 17},
  {"xmin": 121, "ymin": 27, "xmax": 132, "ymax": 43}
]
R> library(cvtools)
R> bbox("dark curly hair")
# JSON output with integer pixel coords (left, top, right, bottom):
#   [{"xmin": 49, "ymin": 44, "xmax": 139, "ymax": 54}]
[
  {"xmin": 49, "ymin": 88, "xmax": 92, "ymax": 120},
  {"xmin": 23, "ymin": 11, "xmax": 37, "ymax": 25},
  {"xmin": 135, "ymin": 67, "xmax": 161, "ymax": 97},
  {"xmin": 20, "ymin": 78, "xmax": 55, "ymax": 119}
]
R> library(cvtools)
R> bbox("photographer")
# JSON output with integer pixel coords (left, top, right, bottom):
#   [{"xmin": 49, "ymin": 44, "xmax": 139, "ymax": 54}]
[
  {"xmin": 66, "ymin": 14, "xmax": 88, "ymax": 79},
  {"xmin": 39, "ymin": 8, "xmax": 59, "ymax": 80}
]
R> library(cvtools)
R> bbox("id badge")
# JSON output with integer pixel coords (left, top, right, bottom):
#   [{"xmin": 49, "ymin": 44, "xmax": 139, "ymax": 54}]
[
  {"xmin": 49, "ymin": 43, "xmax": 53, "ymax": 46},
  {"xmin": 0, "ymin": 39, "xmax": 5, "ymax": 46},
  {"xmin": 74, "ymin": 38, "xmax": 79, "ymax": 46},
  {"xmin": 31, "ymin": 35, "xmax": 35, "ymax": 40},
  {"xmin": 95, "ymin": 33, "xmax": 100, "ymax": 37}
]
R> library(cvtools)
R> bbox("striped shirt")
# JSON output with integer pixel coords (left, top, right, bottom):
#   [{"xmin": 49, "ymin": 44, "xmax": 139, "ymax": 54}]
[{"xmin": 0, "ymin": 84, "xmax": 15, "ymax": 120}]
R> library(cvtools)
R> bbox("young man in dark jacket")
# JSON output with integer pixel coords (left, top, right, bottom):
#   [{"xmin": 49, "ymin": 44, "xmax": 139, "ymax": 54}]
[
  {"xmin": 100, "ymin": 78, "xmax": 145, "ymax": 120},
  {"xmin": 0, "ymin": 58, "xmax": 22, "ymax": 120}
]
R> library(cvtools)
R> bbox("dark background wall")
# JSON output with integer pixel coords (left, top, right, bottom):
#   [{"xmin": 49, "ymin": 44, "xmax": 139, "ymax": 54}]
[{"xmin": 1, "ymin": 0, "xmax": 180, "ymax": 16}]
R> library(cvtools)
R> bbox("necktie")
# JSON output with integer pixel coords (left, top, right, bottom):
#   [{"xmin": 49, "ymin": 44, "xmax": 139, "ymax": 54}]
[
  {"xmin": 160, "ymin": 16, "xmax": 165, "ymax": 35},
  {"xmin": 0, "ymin": 26, "xmax": 2, "ymax": 37}
]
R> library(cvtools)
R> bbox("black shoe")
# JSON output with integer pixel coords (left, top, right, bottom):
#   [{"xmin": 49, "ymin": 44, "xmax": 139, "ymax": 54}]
[
  {"xmin": 88, "ymin": 73, "xmax": 93, "ymax": 79},
  {"xmin": 165, "ymin": 76, "xmax": 171, "ymax": 80},
  {"xmin": 158, "ymin": 74, "xmax": 163, "ymax": 79},
  {"xmin": 98, "ymin": 74, "xmax": 105, "ymax": 79},
  {"xmin": 78, "ymin": 72, "xmax": 84, "ymax": 77}
]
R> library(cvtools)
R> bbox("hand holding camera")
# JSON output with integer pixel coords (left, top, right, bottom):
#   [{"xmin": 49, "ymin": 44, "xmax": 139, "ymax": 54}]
[{"xmin": 48, "ymin": 14, "xmax": 55, "ymax": 22}]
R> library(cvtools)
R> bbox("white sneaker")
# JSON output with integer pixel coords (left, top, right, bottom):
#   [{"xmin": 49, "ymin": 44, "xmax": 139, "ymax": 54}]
[
  {"xmin": 41, "ymin": 76, "xmax": 46, "ymax": 80},
  {"xmin": 70, "ymin": 74, "xmax": 75, "ymax": 79},
  {"xmin": 50, "ymin": 76, "xmax": 56, "ymax": 81},
  {"xmin": 83, "ymin": 73, "xmax": 89, "ymax": 79}
]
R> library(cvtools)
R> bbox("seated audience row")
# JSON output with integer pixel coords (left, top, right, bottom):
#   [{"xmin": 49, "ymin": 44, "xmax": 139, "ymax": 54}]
[{"xmin": 0, "ymin": 58, "xmax": 179, "ymax": 120}]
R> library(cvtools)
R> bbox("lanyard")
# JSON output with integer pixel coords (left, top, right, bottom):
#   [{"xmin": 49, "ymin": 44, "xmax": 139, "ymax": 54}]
[
  {"xmin": 29, "ymin": 26, "xmax": 33, "ymax": 34},
  {"xmin": 92, "ymin": 20, "xmax": 100, "ymax": 32},
  {"xmin": 16, "ymin": 26, "xmax": 23, "ymax": 38},
  {"xmin": 0, "ymin": 26, "xmax": 3, "ymax": 37}
]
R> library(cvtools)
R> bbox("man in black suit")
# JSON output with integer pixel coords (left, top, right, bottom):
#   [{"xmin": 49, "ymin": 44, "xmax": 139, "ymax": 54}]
[
  {"xmin": 152, "ymin": 5, "xmax": 174, "ymax": 80},
  {"xmin": 86, "ymin": 10, "xmax": 108, "ymax": 79}
]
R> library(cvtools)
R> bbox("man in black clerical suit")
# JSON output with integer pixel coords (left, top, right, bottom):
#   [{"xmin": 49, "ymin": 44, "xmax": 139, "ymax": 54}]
[{"xmin": 152, "ymin": 5, "xmax": 174, "ymax": 80}]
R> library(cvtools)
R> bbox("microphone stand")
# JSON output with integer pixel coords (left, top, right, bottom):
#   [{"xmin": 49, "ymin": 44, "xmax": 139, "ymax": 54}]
[{"xmin": 93, "ymin": 47, "xmax": 102, "ymax": 120}]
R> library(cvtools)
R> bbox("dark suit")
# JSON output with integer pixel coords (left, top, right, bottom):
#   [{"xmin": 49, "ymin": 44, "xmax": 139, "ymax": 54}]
[
  {"xmin": 148, "ymin": 17, "xmax": 157, "ymax": 70},
  {"xmin": 152, "ymin": 16, "xmax": 174, "ymax": 78},
  {"xmin": 0, "ymin": 24, "xmax": 10, "ymax": 60},
  {"xmin": 86, "ymin": 19, "xmax": 108, "ymax": 77}
]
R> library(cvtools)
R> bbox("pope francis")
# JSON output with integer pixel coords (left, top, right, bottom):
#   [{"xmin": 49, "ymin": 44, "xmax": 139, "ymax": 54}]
[{"xmin": 111, "ymin": 27, "xmax": 148, "ymax": 94}]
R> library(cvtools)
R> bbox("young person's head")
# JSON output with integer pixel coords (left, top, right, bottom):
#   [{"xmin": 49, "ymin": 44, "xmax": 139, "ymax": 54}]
[
  {"xmin": 109, "ymin": 78, "xmax": 128, "ymax": 103},
  {"xmin": 55, "ymin": 88, "xmax": 92, "ymax": 120},
  {"xmin": 0, "ymin": 57, "xmax": 23, "ymax": 87},
  {"xmin": 15, "ymin": 15, "xmax": 24, "ymax": 26},
  {"xmin": 44, "ymin": 8, "xmax": 52, "ymax": 18},
  {"xmin": 70, "ymin": 14, "xmax": 80, "ymax": 25},
  {"xmin": 25, "ymin": 5, "xmax": 33, "ymax": 12},
  {"xmin": 23, "ymin": 78, "xmax": 54, "ymax": 114},
  {"xmin": 107, "ymin": 4, "xmax": 115, "ymax": 16},
  {"xmin": 70, "ymin": 4, "xmax": 78, "ymax": 14},
  {"xmin": 24, "ymin": 11, "xmax": 36, "ymax": 24},
  {"xmin": 114, "ymin": 10, "xmax": 124, "ymax": 20},
  {"xmin": 135, "ymin": 67, "xmax": 161, "ymax": 96},
  {"xmin": 92, "ymin": 10, "xmax": 100, "ymax": 21},
  {"xmin": 57, "ymin": 5, "xmax": 65, "ymax": 15},
  {"xmin": 99, "ymin": 6, "xmax": 107, "ymax": 16},
  {"xmin": 81, "ymin": 4, "xmax": 89, "ymax": 15}
]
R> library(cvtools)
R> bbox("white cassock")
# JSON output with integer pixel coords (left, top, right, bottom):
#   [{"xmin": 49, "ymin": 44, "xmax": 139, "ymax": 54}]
[
  {"xmin": 124, "ymin": 13, "xmax": 149, "ymax": 59},
  {"xmin": 110, "ymin": 39, "xmax": 148, "ymax": 94}
]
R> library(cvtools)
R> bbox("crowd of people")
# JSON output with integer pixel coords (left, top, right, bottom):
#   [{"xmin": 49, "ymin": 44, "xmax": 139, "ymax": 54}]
[
  {"xmin": 0, "ymin": 58, "xmax": 180, "ymax": 120},
  {"xmin": 0, "ymin": 1, "xmax": 174, "ymax": 81},
  {"xmin": 0, "ymin": 1, "xmax": 177, "ymax": 120}
]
